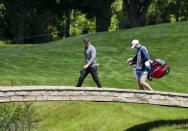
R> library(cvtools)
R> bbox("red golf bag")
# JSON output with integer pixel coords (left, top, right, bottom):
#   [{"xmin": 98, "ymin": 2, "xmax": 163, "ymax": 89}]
[{"xmin": 147, "ymin": 59, "xmax": 170, "ymax": 81}]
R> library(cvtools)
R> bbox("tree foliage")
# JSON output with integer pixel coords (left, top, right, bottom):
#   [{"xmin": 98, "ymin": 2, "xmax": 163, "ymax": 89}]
[
  {"xmin": 0, "ymin": 0, "xmax": 188, "ymax": 43},
  {"xmin": 147, "ymin": 0, "xmax": 188, "ymax": 25},
  {"xmin": 79, "ymin": 0, "xmax": 115, "ymax": 32},
  {"xmin": 122, "ymin": 0, "xmax": 152, "ymax": 28}
]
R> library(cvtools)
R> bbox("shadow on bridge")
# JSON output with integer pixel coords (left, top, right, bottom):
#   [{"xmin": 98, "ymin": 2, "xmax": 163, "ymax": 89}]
[{"xmin": 125, "ymin": 119, "xmax": 188, "ymax": 131}]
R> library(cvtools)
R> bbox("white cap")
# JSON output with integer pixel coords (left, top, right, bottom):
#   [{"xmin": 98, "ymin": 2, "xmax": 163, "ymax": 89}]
[{"xmin": 131, "ymin": 39, "xmax": 139, "ymax": 48}]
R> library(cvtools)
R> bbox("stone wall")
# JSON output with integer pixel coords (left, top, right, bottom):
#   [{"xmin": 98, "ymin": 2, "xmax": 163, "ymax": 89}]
[{"xmin": 0, "ymin": 86, "xmax": 188, "ymax": 107}]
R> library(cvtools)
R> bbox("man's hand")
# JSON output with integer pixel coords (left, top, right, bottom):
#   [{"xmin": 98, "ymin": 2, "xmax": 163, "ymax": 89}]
[
  {"xmin": 127, "ymin": 58, "xmax": 133, "ymax": 66},
  {"xmin": 83, "ymin": 64, "xmax": 89, "ymax": 69}
]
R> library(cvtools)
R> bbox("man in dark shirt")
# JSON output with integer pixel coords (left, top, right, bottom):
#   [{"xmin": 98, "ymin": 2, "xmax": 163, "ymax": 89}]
[
  {"xmin": 76, "ymin": 38, "xmax": 102, "ymax": 88},
  {"xmin": 128, "ymin": 39, "xmax": 153, "ymax": 91}
]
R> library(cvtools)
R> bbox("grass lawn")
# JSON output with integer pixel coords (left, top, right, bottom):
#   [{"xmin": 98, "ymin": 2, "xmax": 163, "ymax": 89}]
[
  {"xmin": 32, "ymin": 101, "xmax": 188, "ymax": 131},
  {"xmin": 0, "ymin": 22, "xmax": 188, "ymax": 130}
]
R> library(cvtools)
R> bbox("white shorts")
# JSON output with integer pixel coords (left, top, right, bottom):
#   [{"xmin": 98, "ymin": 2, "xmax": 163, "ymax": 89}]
[{"xmin": 133, "ymin": 68, "xmax": 148, "ymax": 81}]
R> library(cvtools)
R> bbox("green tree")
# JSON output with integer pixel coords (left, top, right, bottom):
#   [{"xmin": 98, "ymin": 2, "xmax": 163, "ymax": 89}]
[
  {"xmin": 0, "ymin": 0, "xmax": 67, "ymax": 43},
  {"xmin": 146, "ymin": 0, "xmax": 188, "ymax": 25},
  {"xmin": 81, "ymin": 0, "xmax": 116, "ymax": 32},
  {"xmin": 122, "ymin": 0, "xmax": 152, "ymax": 28},
  {"xmin": 0, "ymin": 0, "xmax": 116, "ymax": 43},
  {"xmin": 168, "ymin": 0, "xmax": 188, "ymax": 22},
  {"xmin": 1, "ymin": 0, "xmax": 30, "ymax": 44},
  {"xmin": 147, "ymin": 0, "xmax": 171, "ymax": 25},
  {"xmin": 70, "ymin": 10, "xmax": 96, "ymax": 36},
  {"xmin": 110, "ymin": 0, "xmax": 123, "ymax": 31}
]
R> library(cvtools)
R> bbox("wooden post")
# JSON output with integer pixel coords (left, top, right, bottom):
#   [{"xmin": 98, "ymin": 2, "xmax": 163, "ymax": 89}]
[{"xmin": 11, "ymin": 80, "xmax": 14, "ymax": 87}]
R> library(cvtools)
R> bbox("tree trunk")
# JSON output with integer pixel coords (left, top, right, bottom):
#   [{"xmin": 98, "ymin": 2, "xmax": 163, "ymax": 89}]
[
  {"xmin": 14, "ymin": 0, "xmax": 30, "ymax": 44},
  {"xmin": 95, "ymin": 0, "xmax": 115, "ymax": 32},
  {"xmin": 175, "ymin": 0, "xmax": 180, "ymax": 22},
  {"xmin": 65, "ymin": 9, "xmax": 72, "ymax": 37},
  {"xmin": 15, "ymin": 12, "xmax": 27, "ymax": 44},
  {"xmin": 129, "ymin": 1, "xmax": 141, "ymax": 27},
  {"xmin": 96, "ymin": 14, "xmax": 111, "ymax": 32},
  {"xmin": 123, "ymin": 0, "xmax": 152, "ymax": 28}
]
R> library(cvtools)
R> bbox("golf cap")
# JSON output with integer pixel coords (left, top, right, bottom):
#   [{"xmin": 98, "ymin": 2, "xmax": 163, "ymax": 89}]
[
  {"xmin": 83, "ymin": 37, "xmax": 90, "ymax": 43},
  {"xmin": 131, "ymin": 39, "xmax": 139, "ymax": 48}
]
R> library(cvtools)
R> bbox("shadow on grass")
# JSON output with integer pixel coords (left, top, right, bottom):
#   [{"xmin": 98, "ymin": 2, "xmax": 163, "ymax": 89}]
[{"xmin": 125, "ymin": 119, "xmax": 188, "ymax": 131}]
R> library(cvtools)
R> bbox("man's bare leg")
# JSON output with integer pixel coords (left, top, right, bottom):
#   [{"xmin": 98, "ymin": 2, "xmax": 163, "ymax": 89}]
[
  {"xmin": 138, "ymin": 81, "xmax": 144, "ymax": 90},
  {"xmin": 139, "ymin": 80, "xmax": 153, "ymax": 91}
]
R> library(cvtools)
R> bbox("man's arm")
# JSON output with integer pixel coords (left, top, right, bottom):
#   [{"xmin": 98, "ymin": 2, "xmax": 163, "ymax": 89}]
[
  {"xmin": 87, "ymin": 47, "xmax": 96, "ymax": 65},
  {"xmin": 132, "ymin": 55, "xmax": 137, "ymax": 64},
  {"xmin": 141, "ymin": 48, "xmax": 149, "ymax": 63},
  {"xmin": 84, "ymin": 47, "xmax": 96, "ymax": 69}
]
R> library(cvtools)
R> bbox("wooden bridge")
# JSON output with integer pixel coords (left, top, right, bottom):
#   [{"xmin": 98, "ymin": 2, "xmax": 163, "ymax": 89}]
[{"xmin": 0, "ymin": 86, "xmax": 188, "ymax": 107}]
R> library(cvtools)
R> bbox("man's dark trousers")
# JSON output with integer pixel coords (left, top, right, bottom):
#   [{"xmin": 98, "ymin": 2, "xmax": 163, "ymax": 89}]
[{"xmin": 76, "ymin": 66, "xmax": 102, "ymax": 88}]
